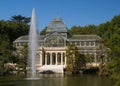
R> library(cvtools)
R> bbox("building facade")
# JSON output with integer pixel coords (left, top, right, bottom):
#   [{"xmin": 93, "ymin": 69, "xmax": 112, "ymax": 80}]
[{"xmin": 13, "ymin": 17, "xmax": 107, "ymax": 73}]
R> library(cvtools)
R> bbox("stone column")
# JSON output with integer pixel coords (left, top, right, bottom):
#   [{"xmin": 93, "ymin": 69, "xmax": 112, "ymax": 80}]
[
  {"xmin": 65, "ymin": 53, "xmax": 66, "ymax": 66},
  {"xmin": 80, "ymin": 42, "xmax": 81, "ymax": 46},
  {"xmin": 56, "ymin": 52, "xmax": 58, "ymax": 65},
  {"xmin": 89, "ymin": 42, "xmax": 91, "ymax": 46},
  {"xmin": 40, "ymin": 53, "xmax": 42, "ymax": 65},
  {"xmin": 45, "ymin": 54, "xmax": 47, "ymax": 65},
  {"xmin": 61, "ymin": 52, "xmax": 63, "ymax": 65},
  {"xmin": 84, "ymin": 42, "xmax": 86, "ymax": 46},
  {"xmin": 50, "ymin": 52, "xmax": 52, "ymax": 65},
  {"xmin": 94, "ymin": 42, "xmax": 96, "ymax": 46},
  {"xmin": 94, "ymin": 52, "xmax": 97, "ymax": 66}
]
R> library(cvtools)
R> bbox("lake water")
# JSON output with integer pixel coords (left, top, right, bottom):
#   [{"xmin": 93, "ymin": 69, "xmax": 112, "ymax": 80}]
[{"xmin": 0, "ymin": 74, "xmax": 113, "ymax": 86}]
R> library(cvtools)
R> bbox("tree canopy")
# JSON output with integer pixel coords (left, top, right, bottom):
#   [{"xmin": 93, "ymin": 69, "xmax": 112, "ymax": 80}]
[
  {"xmin": 0, "ymin": 15, "xmax": 30, "ymax": 42},
  {"xmin": 66, "ymin": 44, "xmax": 86, "ymax": 72},
  {"xmin": 0, "ymin": 15, "xmax": 30, "ymax": 75}
]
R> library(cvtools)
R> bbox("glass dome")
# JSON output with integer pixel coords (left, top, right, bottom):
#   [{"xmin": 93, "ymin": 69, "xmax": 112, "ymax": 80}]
[{"xmin": 46, "ymin": 17, "xmax": 67, "ymax": 32}]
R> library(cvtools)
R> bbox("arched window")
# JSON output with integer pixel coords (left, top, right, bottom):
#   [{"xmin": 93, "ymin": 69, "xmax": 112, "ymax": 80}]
[{"xmin": 45, "ymin": 35, "xmax": 65, "ymax": 47}]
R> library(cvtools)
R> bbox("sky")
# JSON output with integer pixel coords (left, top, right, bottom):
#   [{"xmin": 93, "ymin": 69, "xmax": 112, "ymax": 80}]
[{"xmin": 0, "ymin": 0, "xmax": 120, "ymax": 32}]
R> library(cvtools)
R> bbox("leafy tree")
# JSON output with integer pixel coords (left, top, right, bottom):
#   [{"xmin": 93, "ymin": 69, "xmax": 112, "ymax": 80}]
[
  {"xmin": 85, "ymin": 54, "xmax": 94, "ymax": 64},
  {"xmin": 68, "ymin": 25, "xmax": 96, "ymax": 35},
  {"xmin": 0, "ymin": 15, "xmax": 30, "ymax": 42},
  {"xmin": 67, "ymin": 14, "xmax": 120, "ymax": 82},
  {"xmin": 17, "ymin": 45, "xmax": 28, "ymax": 75},
  {"xmin": 0, "ymin": 35, "xmax": 13, "ymax": 75},
  {"xmin": 106, "ymin": 46, "xmax": 120, "ymax": 86},
  {"xmin": 0, "ymin": 15, "xmax": 30, "ymax": 75},
  {"xmin": 96, "ymin": 15, "xmax": 120, "ymax": 85},
  {"xmin": 66, "ymin": 44, "xmax": 86, "ymax": 72},
  {"xmin": 10, "ymin": 15, "xmax": 30, "ymax": 24}
]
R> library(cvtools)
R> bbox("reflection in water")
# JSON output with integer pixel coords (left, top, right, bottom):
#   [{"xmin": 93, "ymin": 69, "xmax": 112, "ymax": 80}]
[
  {"xmin": 65, "ymin": 74, "xmax": 113, "ymax": 86},
  {"xmin": 26, "ymin": 74, "xmax": 66, "ymax": 86},
  {"xmin": 0, "ymin": 74, "xmax": 113, "ymax": 86},
  {"xmin": 31, "ymin": 81, "xmax": 35, "ymax": 86}
]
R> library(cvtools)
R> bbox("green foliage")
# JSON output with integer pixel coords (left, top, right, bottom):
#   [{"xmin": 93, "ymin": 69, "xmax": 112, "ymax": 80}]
[
  {"xmin": 68, "ymin": 15, "xmax": 120, "ymax": 85},
  {"xmin": 0, "ymin": 34, "xmax": 14, "ymax": 75},
  {"xmin": 68, "ymin": 25, "xmax": 96, "ymax": 35},
  {"xmin": 85, "ymin": 54, "xmax": 94, "ymax": 63},
  {"xmin": 0, "ymin": 15, "xmax": 30, "ymax": 75},
  {"xmin": 96, "ymin": 15, "xmax": 120, "ymax": 86},
  {"xmin": 17, "ymin": 45, "xmax": 28, "ymax": 74},
  {"xmin": 0, "ymin": 15, "xmax": 30, "ymax": 42},
  {"xmin": 40, "ymin": 27, "xmax": 47, "ymax": 35},
  {"xmin": 106, "ymin": 46, "xmax": 120, "ymax": 86},
  {"xmin": 9, "ymin": 15, "xmax": 31, "ymax": 24},
  {"xmin": 66, "ymin": 44, "xmax": 86, "ymax": 71}
]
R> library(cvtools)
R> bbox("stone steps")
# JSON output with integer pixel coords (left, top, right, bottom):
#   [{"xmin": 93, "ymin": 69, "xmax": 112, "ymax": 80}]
[{"xmin": 38, "ymin": 65, "xmax": 64, "ymax": 73}]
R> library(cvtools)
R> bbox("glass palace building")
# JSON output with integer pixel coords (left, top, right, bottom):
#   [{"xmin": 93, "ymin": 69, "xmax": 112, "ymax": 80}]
[{"xmin": 13, "ymin": 17, "xmax": 108, "ymax": 73}]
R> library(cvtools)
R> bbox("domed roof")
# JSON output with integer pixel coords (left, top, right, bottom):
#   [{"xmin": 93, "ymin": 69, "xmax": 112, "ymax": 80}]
[{"xmin": 46, "ymin": 17, "xmax": 68, "ymax": 32}]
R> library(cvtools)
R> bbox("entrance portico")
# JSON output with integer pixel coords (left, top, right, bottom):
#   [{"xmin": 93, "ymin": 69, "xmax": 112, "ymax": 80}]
[
  {"xmin": 44, "ymin": 51, "xmax": 66, "ymax": 65},
  {"xmin": 37, "ymin": 47, "xmax": 67, "ymax": 73}
]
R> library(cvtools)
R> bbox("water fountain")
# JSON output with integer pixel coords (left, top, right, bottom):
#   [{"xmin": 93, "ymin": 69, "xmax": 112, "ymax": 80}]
[{"xmin": 27, "ymin": 8, "xmax": 39, "ymax": 80}]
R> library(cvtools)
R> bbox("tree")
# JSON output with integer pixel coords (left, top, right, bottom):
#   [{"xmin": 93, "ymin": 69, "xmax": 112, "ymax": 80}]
[
  {"xmin": 0, "ymin": 15, "xmax": 30, "ymax": 75},
  {"xmin": 0, "ymin": 35, "xmax": 13, "ymax": 75},
  {"xmin": 106, "ymin": 46, "xmax": 120, "ymax": 86},
  {"xmin": 17, "ymin": 44, "xmax": 28, "ymax": 75},
  {"xmin": 0, "ymin": 15, "xmax": 30, "ymax": 42},
  {"xmin": 10, "ymin": 15, "xmax": 30, "ymax": 24},
  {"xmin": 66, "ymin": 44, "xmax": 86, "ymax": 73},
  {"xmin": 85, "ymin": 54, "xmax": 94, "ymax": 64},
  {"xmin": 69, "ymin": 25, "xmax": 96, "ymax": 35}
]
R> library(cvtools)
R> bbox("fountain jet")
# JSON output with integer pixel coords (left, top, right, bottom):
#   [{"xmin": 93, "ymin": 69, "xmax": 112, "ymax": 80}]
[{"xmin": 28, "ymin": 8, "xmax": 38, "ymax": 79}]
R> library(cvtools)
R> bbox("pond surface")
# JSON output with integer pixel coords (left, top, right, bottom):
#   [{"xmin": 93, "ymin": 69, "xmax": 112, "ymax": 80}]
[{"xmin": 0, "ymin": 74, "xmax": 113, "ymax": 86}]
